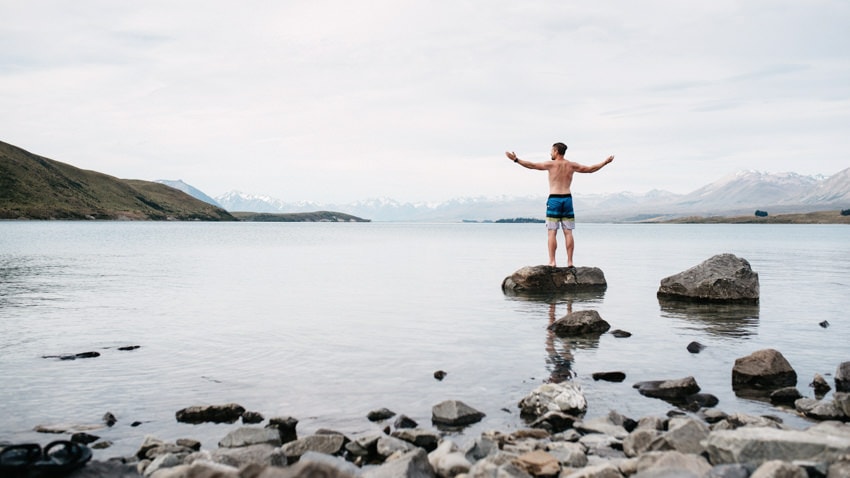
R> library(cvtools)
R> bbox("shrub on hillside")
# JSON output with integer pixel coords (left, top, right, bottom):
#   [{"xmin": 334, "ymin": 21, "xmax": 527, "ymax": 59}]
[{"xmin": 754, "ymin": 210, "xmax": 768, "ymax": 217}]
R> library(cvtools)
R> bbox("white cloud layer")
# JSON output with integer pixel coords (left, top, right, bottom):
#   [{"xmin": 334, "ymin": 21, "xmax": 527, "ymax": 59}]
[{"xmin": 2, "ymin": 0, "xmax": 849, "ymax": 202}]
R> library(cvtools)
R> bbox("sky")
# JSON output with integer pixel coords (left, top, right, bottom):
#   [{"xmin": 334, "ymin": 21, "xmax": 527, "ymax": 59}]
[{"xmin": 2, "ymin": 1, "xmax": 849, "ymax": 203}]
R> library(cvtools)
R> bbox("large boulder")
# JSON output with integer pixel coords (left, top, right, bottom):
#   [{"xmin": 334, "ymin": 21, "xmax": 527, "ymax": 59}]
[
  {"xmin": 732, "ymin": 349, "xmax": 797, "ymax": 391},
  {"xmin": 549, "ymin": 310, "xmax": 610, "ymax": 337},
  {"xmin": 502, "ymin": 265, "xmax": 607, "ymax": 294},
  {"xmin": 431, "ymin": 400, "xmax": 485, "ymax": 428},
  {"xmin": 704, "ymin": 423, "xmax": 850, "ymax": 465},
  {"xmin": 657, "ymin": 253, "xmax": 759, "ymax": 303}
]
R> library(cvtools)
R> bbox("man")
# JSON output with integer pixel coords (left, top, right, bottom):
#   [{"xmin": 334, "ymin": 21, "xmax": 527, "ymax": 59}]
[{"xmin": 506, "ymin": 143, "xmax": 614, "ymax": 268}]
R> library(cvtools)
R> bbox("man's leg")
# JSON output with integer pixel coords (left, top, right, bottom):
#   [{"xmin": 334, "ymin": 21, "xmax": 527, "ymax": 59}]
[
  {"xmin": 564, "ymin": 229, "xmax": 575, "ymax": 267},
  {"xmin": 547, "ymin": 228, "xmax": 558, "ymax": 267}
]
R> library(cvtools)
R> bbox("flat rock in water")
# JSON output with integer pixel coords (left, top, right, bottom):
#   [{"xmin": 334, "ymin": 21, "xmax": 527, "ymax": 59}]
[
  {"xmin": 175, "ymin": 403, "xmax": 245, "ymax": 424},
  {"xmin": 431, "ymin": 400, "xmax": 485, "ymax": 427},
  {"xmin": 502, "ymin": 265, "xmax": 607, "ymax": 294},
  {"xmin": 657, "ymin": 253, "xmax": 759, "ymax": 303}
]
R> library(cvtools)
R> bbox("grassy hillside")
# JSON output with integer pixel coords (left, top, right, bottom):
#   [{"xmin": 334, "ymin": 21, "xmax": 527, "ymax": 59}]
[
  {"xmin": 0, "ymin": 141, "xmax": 235, "ymax": 221},
  {"xmin": 231, "ymin": 211, "xmax": 369, "ymax": 222},
  {"xmin": 658, "ymin": 210, "xmax": 850, "ymax": 224}
]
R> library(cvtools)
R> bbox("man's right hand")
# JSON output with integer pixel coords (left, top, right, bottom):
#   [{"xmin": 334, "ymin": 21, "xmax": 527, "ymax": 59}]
[{"xmin": 505, "ymin": 151, "xmax": 518, "ymax": 161}]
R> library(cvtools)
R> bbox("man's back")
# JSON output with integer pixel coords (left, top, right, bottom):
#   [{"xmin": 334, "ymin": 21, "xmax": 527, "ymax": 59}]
[{"xmin": 547, "ymin": 159, "xmax": 576, "ymax": 195}]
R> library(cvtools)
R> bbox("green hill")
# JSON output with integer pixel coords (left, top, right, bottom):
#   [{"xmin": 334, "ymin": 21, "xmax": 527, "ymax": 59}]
[{"xmin": 0, "ymin": 141, "xmax": 235, "ymax": 221}]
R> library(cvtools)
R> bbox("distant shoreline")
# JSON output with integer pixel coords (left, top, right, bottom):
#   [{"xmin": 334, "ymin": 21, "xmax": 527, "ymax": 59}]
[{"xmin": 650, "ymin": 210, "xmax": 850, "ymax": 225}]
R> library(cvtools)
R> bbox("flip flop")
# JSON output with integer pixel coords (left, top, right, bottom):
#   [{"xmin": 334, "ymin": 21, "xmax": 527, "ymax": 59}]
[
  {"xmin": 33, "ymin": 440, "xmax": 93, "ymax": 475},
  {"xmin": 0, "ymin": 443, "xmax": 42, "ymax": 471}
]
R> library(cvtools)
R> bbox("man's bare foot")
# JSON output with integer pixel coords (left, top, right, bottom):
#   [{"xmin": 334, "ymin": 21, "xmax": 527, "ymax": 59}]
[{"xmin": 548, "ymin": 262, "xmax": 556, "ymax": 267}]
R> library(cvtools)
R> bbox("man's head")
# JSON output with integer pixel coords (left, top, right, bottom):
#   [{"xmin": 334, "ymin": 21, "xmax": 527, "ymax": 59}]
[{"xmin": 551, "ymin": 142, "xmax": 567, "ymax": 159}]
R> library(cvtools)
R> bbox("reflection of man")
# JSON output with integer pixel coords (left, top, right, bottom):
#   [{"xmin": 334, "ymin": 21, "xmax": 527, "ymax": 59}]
[
  {"xmin": 506, "ymin": 143, "xmax": 614, "ymax": 268},
  {"xmin": 546, "ymin": 301, "xmax": 574, "ymax": 383}
]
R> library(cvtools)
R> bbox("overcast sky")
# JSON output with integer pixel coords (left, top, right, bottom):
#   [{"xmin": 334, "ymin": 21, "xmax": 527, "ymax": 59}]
[{"xmin": 2, "ymin": 1, "xmax": 849, "ymax": 203}]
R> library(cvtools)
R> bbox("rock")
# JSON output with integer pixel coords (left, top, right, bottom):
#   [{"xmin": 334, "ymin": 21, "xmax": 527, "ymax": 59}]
[
  {"xmin": 710, "ymin": 413, "xmax": 785, "ymax": 431},
  {"xmin": 834, "ymin": 392, "xmax": 850, "ymax": 417},
  {"xmin": 117, "ymin": 345, "xmax": 141, "ymax": 351},
  {"xmin": 705, "ymin": 463, "xmax": 756, "ymax": 478},
  {"xmin": 624, "ymin": 429, "xmax": 662, "ymax": 458},
  {"xmin": 75, "ymin": 351, "xmax": 101, "ymax": 359},
  {"xmin": 176, "ymin": 438, "xmax": 201, "ymax": 451},
  {"xmin": 175, "ymin": 403, "xmax": 245, "ymax": 424},
  {"xmin": 208, "ymin": 444, "xmax": 278, "ymax": 468},
  {"xmin": 811, "ymin": 373, "xmax": 832, "ymax": 396},
  {"xmin": 529, "ymin": 410, "xmax": 579, "ymax": 433},
  {"xmin": 241, "ymin": 411, "xmax": 264, "ymax": 424},
  {"xmin": 545, "ymin": 441, "xmax": 588, "ymax": 468},
  {"xmin": 428, "ymin": 439, "xmax": 472, "ymax": 477},
  {"xmin": 502, "ymin": 265, "xmax": 607, "ymax": 294},
  {"xmin": 610, "ymin": 329, "xmax": 632, "ymax": 338},
  {"xmin": 280, "ymin": 434, "xmax": 347, "ymax": 463},
  {"xmin": 656, "ymin": 253, "xmax": 759, "ymax": 303},
  {"xmin": 267, "ymin": 416, "xmax": 299, "ymax": 444},
  {"xmin": 344, "ymin": 432, "xmax": 381, "ymax": 459},
  {"xmin": 575, "ymin": 416, "xmax": 629, "ymax": 440},
  {"xmin": 367, "ymin": 408, "xmax": 396, "ymax": 422},
  {"xmin": 391, "ymin": 428, "xmax": 441, "ymax": 452},
  {"xmin": 431, "ymin": 400, "xmax": 485, "ymax": 427},
  {"xmin": 549, "ymin": 310, "xmax": 610, "ymax": 337},
  {"xmin": 218, "ymin": 427, "xmax": 282, "ymax": 448},
  {"xmin": 564, "ymin": 462, "xmax": 623, "ymax": 478},
  {"xmin": 376, "ymin": 435, "xmax": 417, "ymax": 458},
  {"xmin": 819, "ymin": 320, "xmax": 830, "ymax": 328},
  {"xmin": 143, "ymin": 452, "xmax": 184, "ymax": 477},
  {"xmin": 731, "ymin": 349, "xmax": 797, "ymax": 391},
  {"xmin": 433, "ymin": 370, "xmax": 447, "ymax": 380},
  {"xmin": 361, "ymin": 448, "xmax": 435, "ymax": 478},
  {"xmin": 292, "ymin": 451, "xmax": 361, "ymax": 477},
  {"xmin": 750, "ymin": 459, "xmax": 807, "ymax": 478},
  {"xmin": 393, "ymin": 414, "xmax": 418, "ymax": 429},
  {"xmin": 686, "ymin": 341, "xmax": 705, "ymax": 353},
  {"xmin": 770, "ymin": 387, "xmax": 803, "ymax": 405},
  {"xmin": 518, "ymin": 382, "xmax": 587, "ymax": 419},
  {"xmin": 704, "ymin": 425, "xmax": 850, "ymax": 465},
  {"xmin": 513, "ymin": 450, "xmax": 560, "ymax": 476},
  {"xmin": 794, "ymin": 398, "xmax": 846, "ymax": 421},
  {"xmin": 633, "ymin": 377, "xmax": 701, "ymax": 403},
  {"xmin": 700, "ymin": 409, "xmax": 729, "ymax": 424},
  {"xmin": 836, "ymin": 361, "xmax": 850, "ymax": 392},
  {"xmin": 103, "ymin": 412, "xmax": 117, "ymax": 427},
  {"xmin": 647, "ymin": 417, "xmax": 709, "ymax": 455},
  {"xmin": 592, "ymin": 371, "xmax": 626, "ymax": 382},
  {"xmin": 634, "ymin": 450, "xmax": 712, "ymax": 477},
  {"xmin": 91, "ymin": 441, "xmax": 112, "ymax": 450}
]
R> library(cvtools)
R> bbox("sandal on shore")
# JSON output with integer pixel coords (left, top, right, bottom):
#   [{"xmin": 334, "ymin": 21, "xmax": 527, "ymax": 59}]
[{"xmin": 0, "ymin": 440, "xmax": 92, "ymax": 477}]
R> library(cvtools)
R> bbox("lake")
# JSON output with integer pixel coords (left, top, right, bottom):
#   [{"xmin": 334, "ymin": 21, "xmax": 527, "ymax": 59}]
[{"xmin": 0, "ymin": 222, "xmax": 848, "ymax": 459}]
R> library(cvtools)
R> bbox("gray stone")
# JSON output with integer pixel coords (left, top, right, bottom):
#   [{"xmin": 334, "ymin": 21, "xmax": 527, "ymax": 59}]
[
  {"xmin": 836, "ymin": 361, "xmax": 850, "ymax": 392},
  {"xmin": 427, "ymin": 440, "xmax": 472, "ymax": 477},
  {"xmin": 367, "ymin": 407, "xmax": 395, "ymax": 422},
  {"xmin": 297, "ymin": 451, "xmax": 362, "ymax": 477},
  {"xmin": 175, "ymin": 403, "xmax": 245, "ymax": 424},
  {"xmin": 431, "ymin": 400, "xmax": 485, "ymax": 427},
  {"xmin": 467, "ymin": 452, "xmax": 534, "ymax": 478},
  {"xmin": 361, "ymin": 448, "xmax": 435, "ymax": 478},
  {"xmin": 281, "ymin": 434, "xmax": 347, "ymax": 462},
  {"xmin": 391, "ymin": 428, "xmax": 440, "ymax": 452},
  {"xmin": 656, "ymin": 253, "xmax": 759, "ymax": 303},
  {"xmin": 634, "ymin": 376, "xmax": 700, "ymax": 402},
  {"xmin": 750, "ymin": 460, "xmax": 807, "ymax": 478},
  {"xmin": 550, "ymin": 309, "xmax": 611, "ymax": 337},
  {"xmin": 518, "ymin": 382, "xmax": 587, "ymax": 419},
  {"xmin": 834, "ymin": 392, "xmax": 850, "ymax": 418},
  {"xmin": 706, "ymin": 463, "xmax": 754, "ymax": 478},
  {"xmin": 704, "ymin": 426, "xmax": 850, "ymax": 465},
  {"xmin": 545, "ymin": 441, "xmax": 588, "ymax": 468},
  {"xmin": 209, "ymin": 444, "xmax": 277, "ymax": 468},
  {"xmin": 502, "ymin": 265, "xmax": 607, "ymax": 294},
  {"xmin": 143, "ymin": 453, "xmax": 183, "ymax": 477},
  {"xmin": 267, "ymin": 416, "xmax": 299, "ymax": 444},
  {"xmin": 710, "ymin": 412, "xmax": 785, "ymax": 431},
  {"xmin": 529, "ymin": 410, "xmax": 579, "ymax": 433},
  {"xmin": 795, "ymin": 398, "xmax": 846, "ymax": 421},
  {"xmin": 575, "ymin": 416, "xmax": 628, "ymax": 439},
  {"xmin": 732, "ymin": 348, "xmax": 797, "ymax": 391},
  {"xmin": 566, "ymin": 462, "xmax": 625, "ymax": 477},
  {"xmin": 624, "ymin": 429, "xmax": 662, "ymax": 458},
  {"xmin": 811, "ymin": 373, "xmax": 832, "ymax": 396},
  {"xmin": 218, "ymin": 427, "xmax": 282, "ymax": 448},
  {"xmin": 633, "ymin": 451, "xmax": 712, "ymax": 478},
  {"xmin": 770, "ymin": 387, "xmax": 803, "ymax": 405},
  {"xmin": 376, "ymin": 435, "xmax": 417, "ymax": 457},
  {"xmin": 647, "ymin": 418, "xmax": 709, "ymax": 455}
]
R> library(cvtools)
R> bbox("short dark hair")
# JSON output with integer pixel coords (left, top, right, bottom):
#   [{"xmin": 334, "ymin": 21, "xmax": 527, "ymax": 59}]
[{"xmin": 553, "ymin": 142, "xmax": 568, "ymax": 155}]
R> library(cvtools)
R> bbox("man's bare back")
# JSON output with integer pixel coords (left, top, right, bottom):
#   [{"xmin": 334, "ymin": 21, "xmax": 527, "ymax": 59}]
[{"xmin": 505, "ymin": 146, "xmax": 614, "ymax": 193}]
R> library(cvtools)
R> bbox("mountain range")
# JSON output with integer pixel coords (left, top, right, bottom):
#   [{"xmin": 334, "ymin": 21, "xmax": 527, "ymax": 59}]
[{"xmin": 208, "ymin": 169, "xmax": 850, "ymax": 222}]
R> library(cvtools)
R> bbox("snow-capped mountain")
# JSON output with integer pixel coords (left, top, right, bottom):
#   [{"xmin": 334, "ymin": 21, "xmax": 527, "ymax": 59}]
[
  {"xmin": 204, "ymin": 168, "xmax": 850, "ymax": 221},
  {"xmin": 156, "ymin": 179, "xmax": 222, "ymax": 208}
]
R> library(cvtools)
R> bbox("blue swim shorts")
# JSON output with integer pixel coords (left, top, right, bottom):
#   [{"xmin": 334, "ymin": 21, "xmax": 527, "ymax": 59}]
[{"xmin": 546, "ymin": 194, "xmax": 575, "ymax": 230}]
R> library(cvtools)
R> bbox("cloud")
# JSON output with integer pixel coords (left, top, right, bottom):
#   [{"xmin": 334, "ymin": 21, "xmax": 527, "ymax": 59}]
[{"xmin": 1, "ymin": 1, "xmax": 849, "ymax": 203}]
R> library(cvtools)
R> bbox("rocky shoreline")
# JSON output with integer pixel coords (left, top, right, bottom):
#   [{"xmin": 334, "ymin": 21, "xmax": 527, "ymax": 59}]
[{"xmin": 7, "ymin": 352, "xmax": 850, "ymax": 478}]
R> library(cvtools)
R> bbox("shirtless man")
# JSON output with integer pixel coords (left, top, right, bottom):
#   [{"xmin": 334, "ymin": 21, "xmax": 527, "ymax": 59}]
[{"xmin": 506, "ymin": 143, "xmax": 614, "ymax": 268}]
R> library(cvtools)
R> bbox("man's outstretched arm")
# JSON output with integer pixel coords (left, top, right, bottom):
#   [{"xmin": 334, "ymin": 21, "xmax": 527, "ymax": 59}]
[
  {"xmin": 574, "ymin": 155, "xmax": 615, "ymax": 173},
  {"xmin": 505, "ymin": 151, "xmax": 548, "ymax": 170}
]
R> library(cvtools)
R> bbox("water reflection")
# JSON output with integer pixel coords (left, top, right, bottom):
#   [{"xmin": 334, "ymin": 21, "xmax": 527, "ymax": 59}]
[
  {"xmin": 507, "ymin": 291, "xmax": 605, "ymax": 384},
  {"xmin": 658, "ymin": 298, "xmax": 760, "ymax": 338}
]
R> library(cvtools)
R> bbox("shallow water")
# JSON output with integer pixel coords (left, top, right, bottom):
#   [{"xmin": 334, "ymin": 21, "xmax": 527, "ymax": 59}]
[{"xmin": 0, "ymin": 222, "xmax": 848, "ymax": 458}]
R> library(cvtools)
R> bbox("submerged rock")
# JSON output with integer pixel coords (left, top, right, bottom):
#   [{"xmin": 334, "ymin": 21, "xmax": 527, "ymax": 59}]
[
  {"xmin": 657, "ymin": 253, "xmax": 759, "ymax": 303},
  {"xmin": 175, "ymin": 403, "xmax": 245, "ymax": 424},
  {"xmin": 501, "ymin": 265, "xmax": 607, "ymax": 294}
]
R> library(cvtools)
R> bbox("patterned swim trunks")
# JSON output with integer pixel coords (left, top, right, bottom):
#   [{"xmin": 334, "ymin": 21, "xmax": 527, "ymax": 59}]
[{"xmin": 546, "ymin": 194, "xmax": 575, "ymax": 230}]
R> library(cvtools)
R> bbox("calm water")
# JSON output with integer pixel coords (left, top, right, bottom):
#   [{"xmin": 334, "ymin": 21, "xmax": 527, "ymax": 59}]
[{"xmin": 1, "ymin": 222, "xmax": 848, "ymax": 459}]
